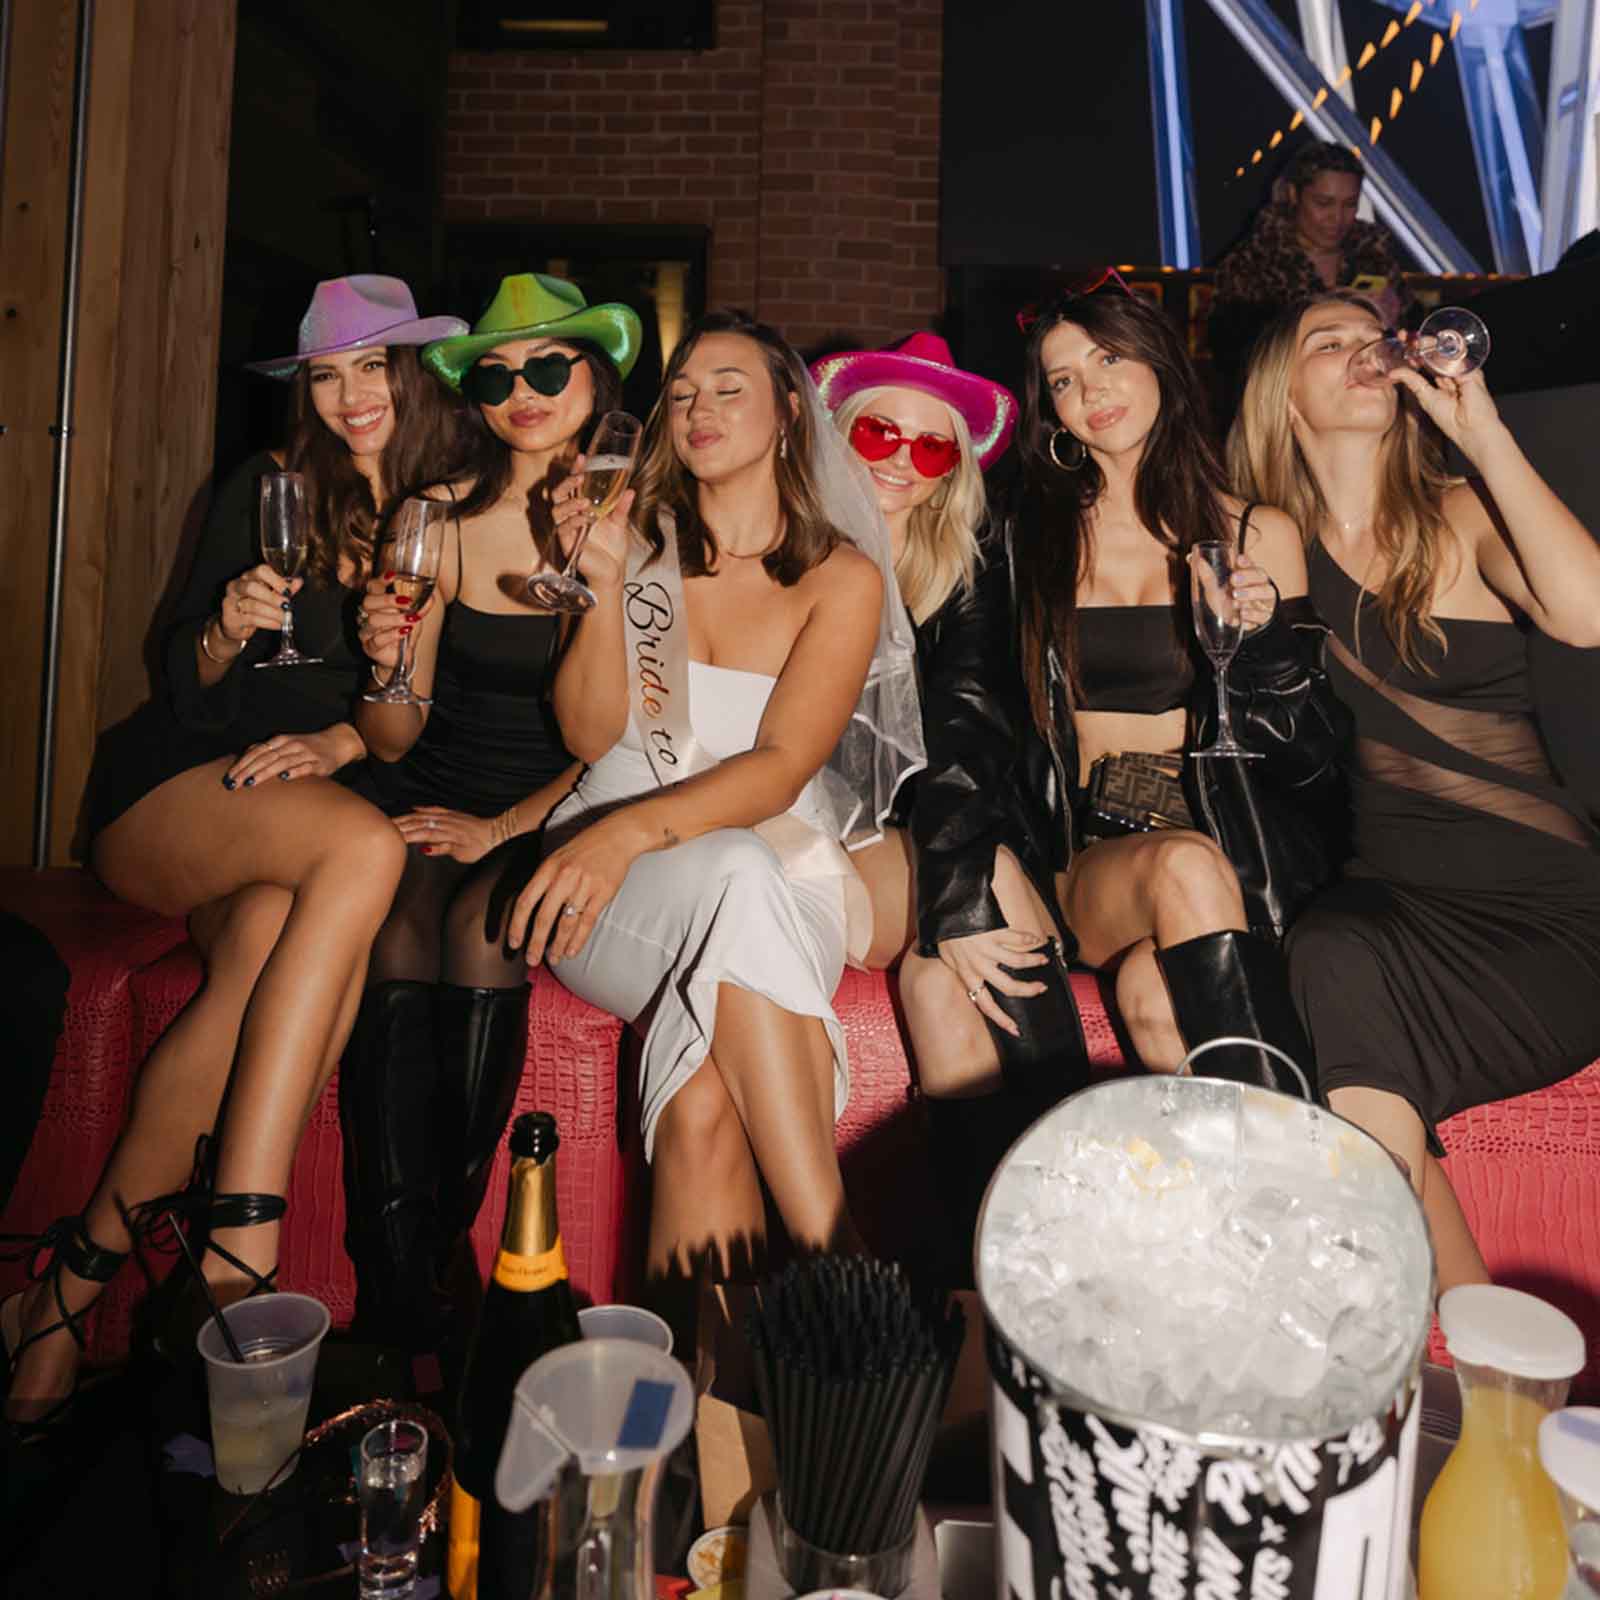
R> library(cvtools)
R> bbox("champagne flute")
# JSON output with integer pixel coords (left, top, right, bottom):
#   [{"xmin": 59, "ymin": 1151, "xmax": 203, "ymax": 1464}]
[
  {"xmin": 1348, "ymin": 306, "xmax": 1490, "ymax": 387},
  {"xmin": 363, "ymin": 497, "xmax": 447, "ymax": 706},
  {"xmin": 256, "ymin": 472, "xmax": 322, "ymax": 668},
  {"xmin": 1190, "ymin": 541, "xmax": 1260, "ymax": 761},
  {"xmin": 527, "ymin": 411, "xmax": 643, "ymax": 613}
]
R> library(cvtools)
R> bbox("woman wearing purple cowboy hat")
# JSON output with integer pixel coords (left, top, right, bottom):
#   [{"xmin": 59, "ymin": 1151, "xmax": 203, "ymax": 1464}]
[
  {"xmin": 2, "ymin": 275, "xmax": 465, "ymax": 1435},
  {"xmin": 336, "ymin": 274, "xmax": 641, "ymax": 1350}
]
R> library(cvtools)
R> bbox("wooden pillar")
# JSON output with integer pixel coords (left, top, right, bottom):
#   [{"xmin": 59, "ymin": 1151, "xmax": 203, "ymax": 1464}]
[{"xmin": 0, "ymin": 0, "xmax": 236, "ymax": 865}]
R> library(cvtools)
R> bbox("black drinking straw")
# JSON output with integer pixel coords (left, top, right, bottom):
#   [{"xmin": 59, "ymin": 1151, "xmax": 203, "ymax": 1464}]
[
  {"xmin": 167, "ymin": 1208, "xmax": 246, "ymax": 1363},
  {"xmin": 748, "ymin": 1257, "xmax": 964, "ymax": 1559}
]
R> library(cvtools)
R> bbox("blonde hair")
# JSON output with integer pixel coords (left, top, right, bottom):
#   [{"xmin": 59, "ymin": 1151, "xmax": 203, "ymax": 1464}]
[
  {"xmin": 832, "ymin": 387, "xmax": 983, "ymax": 623},
  {"xmin": 1227, "ymin": 291, "xmax": 1457, "ymax": 671}
]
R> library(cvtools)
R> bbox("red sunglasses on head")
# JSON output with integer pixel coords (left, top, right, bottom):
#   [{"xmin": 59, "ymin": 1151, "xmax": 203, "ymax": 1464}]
[
  {"xmin": 848, "ymin": 413, "xmax": 961, "ymax": 478},
  {"xmin": 1016, "ymin": 267, "xmax": 1135, "ymax": 334}
]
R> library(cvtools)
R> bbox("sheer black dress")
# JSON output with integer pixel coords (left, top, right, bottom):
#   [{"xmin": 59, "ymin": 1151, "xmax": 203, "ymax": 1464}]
[{"xmin": 1291, "ymin": 541, "xmax": 1600, "ymax": 1151}]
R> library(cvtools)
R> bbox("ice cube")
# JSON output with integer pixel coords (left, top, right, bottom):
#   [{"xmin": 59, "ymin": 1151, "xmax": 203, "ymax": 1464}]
[{"xmin": 1214, "ymin": 1186, "xmax": 1303, "ymax": 1285}]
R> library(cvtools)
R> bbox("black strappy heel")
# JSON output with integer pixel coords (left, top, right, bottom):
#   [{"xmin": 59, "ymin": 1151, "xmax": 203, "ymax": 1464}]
[
  {"xmin": 125, "ymin": 1138, "xmax": 287, "ymax": 1364},
  {"xmin": 1, "ymin": 1216, "xmax": 129, "ymax": 1442}
]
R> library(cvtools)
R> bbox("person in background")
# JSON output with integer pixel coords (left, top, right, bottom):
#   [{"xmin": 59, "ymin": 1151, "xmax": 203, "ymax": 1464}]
[
  {"xmin": 340, "ymin": 275, "xmax": 638, "ymax": 1351},
  {"xmin": 1230, "ymin": 289, "xmax": 1600, "ymax": 1292},
  {"xmin": 1, "ymin": 277, "xmax": 463, "ymax": 1438},
  {"xmin": 1211, "ymin": 141, "xmax": 1415, "ymax": 412}
]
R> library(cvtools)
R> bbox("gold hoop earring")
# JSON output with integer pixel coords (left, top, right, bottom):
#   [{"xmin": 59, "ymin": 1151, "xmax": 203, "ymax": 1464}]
[{"xmin": 1048, "ymin": 428, "xmax": 1086, "ymax": 471}]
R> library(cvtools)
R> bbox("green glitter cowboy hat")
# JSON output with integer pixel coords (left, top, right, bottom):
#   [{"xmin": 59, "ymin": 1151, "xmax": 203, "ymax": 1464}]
[{"xmin": 421, "ymin": 273, "xmax": 643, "ymax": 390}]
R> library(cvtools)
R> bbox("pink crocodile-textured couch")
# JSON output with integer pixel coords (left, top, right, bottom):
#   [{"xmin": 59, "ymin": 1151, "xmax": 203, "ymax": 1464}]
[{"xmin": 2, "ymin": 868, "xmax": 1597, "ymax": 1398}]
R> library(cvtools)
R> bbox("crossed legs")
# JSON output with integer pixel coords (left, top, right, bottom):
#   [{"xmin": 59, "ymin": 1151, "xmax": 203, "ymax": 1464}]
[{"xmin": 5, "ymin": 758, "xmax": 402, "ymax": 1421}]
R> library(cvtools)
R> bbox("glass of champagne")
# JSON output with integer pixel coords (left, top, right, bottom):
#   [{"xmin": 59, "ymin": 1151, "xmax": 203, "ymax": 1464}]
[
  {"xmin": 256, "ymin": 471, "xmax": 322, "ymax": 668},
  {"xmin": 1190, "ymin": 541, "xmax": 1260, "ymax": 761},
  {"xmin": 527, "ymin": 411, "xmax": 643, "ymax": 613},
  {"xmin": 1348, "ymin": 306, "xmax": 1490, "ymax": 387},
  {"xmin": 363, "ymin": 497, "xmax": 446, "ymax": 707}
]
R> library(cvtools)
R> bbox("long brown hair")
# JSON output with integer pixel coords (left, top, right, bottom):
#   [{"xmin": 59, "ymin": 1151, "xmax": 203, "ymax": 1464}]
[
  {"xmin": 1015, "ymin": 289, "xmax": 1233, "ymax": 734},
  {"xmin": 283, "ymin": 346, "xmax": 463, "ymax": 585},
  {"xmin": 446, "ymin": 336, "xmax": 623, "ymax": 564},
  {"xmin": 631, "ymin": 310, "xmax": 841, "ymax": 587},
  {"xmin": 1226, "ymin": 290, "xmax": 1455, "ymax": 670}
]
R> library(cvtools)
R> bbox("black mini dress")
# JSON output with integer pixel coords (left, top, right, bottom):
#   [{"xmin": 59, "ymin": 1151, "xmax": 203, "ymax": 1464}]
[
  {"xmin": 1290, "ymin": 541, "xmax": 1600, "ymax": 1150},
  {"xmin": 87, "ymin": 451, "xmax": 366, "ymax": 840}
]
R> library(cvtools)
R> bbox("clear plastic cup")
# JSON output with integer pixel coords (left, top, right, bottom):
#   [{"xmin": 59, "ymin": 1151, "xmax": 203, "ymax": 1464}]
[
  {"xmin": 577, "ymin": 1303, "xmax": 674, "ymax": 1354},
  {"xmin": 197, "ymin": 1292, "xmax": 330, "ymax": 1495}
]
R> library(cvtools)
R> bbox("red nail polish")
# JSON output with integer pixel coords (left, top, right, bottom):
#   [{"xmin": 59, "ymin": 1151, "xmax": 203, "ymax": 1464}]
[
  {"xmin": 422, "ymin": 845, "xmax": 435, "ymax": 854},
  {"xmin": 384, "ymin": 570, "xmax": 394, "ymax": 580}
]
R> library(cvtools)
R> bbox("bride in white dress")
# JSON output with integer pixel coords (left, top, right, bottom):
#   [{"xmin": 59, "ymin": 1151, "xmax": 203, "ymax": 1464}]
[{"xmin": 507, "ymin": 311, "xmax": 922, "ymax": 1287}]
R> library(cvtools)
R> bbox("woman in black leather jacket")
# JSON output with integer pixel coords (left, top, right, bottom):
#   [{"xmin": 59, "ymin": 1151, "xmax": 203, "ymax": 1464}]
[{"xmin": 910, "ymin": 285, "xmax": 1349, "ymax": 1132}]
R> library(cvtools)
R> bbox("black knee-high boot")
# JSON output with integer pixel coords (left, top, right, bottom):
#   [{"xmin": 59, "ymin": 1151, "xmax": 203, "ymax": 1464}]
[
  {"xmin": 1154, "ymin": 930, "xmax": 1317, "ymax": 1099},
  {"xmin": 338, "ymin": 981, "xmax": 448, "ymax": 1347},
  {"xmin": 985, "ymin": 935, "xmax": 1091, "ymax": 1101},
  {"xmin": 433, "ymin": 984, "xmax": 530, "ymax": 1269}
]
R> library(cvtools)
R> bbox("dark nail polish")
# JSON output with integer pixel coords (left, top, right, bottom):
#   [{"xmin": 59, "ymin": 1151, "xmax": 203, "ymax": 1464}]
[
  {"xmin": 222, "ymin": 776, "xmax": 236, "ymax": 790},
  {"xmin": 243, "ymin": 776, "xmax": 255, "ymax": 787},
  {"xmin": 277, "ymin": 770, "xmax": 290, "ymax": 780},
  {"xmin": 281, "ymin": 599, "xmax": 291, "ymax": 611}
]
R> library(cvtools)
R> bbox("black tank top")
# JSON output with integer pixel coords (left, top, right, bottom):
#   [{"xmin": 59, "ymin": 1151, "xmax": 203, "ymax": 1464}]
[
  {"xmin": 363, "ymin": 600, "xmax": 571, "ymax": 817},
  {"xmin": 1075, "ymin": 605, "xmax": 1195, "ymax": 714}
]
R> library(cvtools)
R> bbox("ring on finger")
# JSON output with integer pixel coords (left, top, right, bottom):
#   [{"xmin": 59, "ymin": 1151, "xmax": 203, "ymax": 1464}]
[
  {"xmin": 561, "ymin": 903, "xmax": 580, "ymax": 919},
  {"xmin": 966, "ymin": 984, "xmax": 982, "ymax": 1003}
]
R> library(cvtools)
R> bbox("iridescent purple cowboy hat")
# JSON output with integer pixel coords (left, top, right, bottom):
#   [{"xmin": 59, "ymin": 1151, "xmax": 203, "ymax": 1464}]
[
  {"xmin": 810, "ymin": 331, "xmax": 1019, "ymax": 470},
  {"xmin": 246, "ymin": 275, "xmax": 468, "ymax": 380}
]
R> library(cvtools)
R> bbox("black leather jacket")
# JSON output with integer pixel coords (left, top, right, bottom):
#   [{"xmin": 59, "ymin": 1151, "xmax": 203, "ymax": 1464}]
[{"xmin": 910, "ymin": 524, "xmax": 1352, "ymax": 955}]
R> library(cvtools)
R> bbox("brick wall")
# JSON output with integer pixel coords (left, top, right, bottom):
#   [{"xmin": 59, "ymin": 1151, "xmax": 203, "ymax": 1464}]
[{"xmin": 443, "ymin": 0, "xmax": 943, "ymax": 352}]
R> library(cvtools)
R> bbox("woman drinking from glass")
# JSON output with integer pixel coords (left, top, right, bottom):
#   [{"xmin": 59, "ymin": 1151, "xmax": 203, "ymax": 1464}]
[
  {"xmin": 1229, "ymin": 290, "xmax": 1600, "ymax": 1291},
  {"xmin": 501, "ymin": 310, "xmax": 920, "ymax": 1310},
  {"xmin": 339, "ymin": 275, "xmax": 640, "ymax": 1347},
  {"xmin": 2, "ymin": 277, "xmax": 465, "ymax": 1436}
]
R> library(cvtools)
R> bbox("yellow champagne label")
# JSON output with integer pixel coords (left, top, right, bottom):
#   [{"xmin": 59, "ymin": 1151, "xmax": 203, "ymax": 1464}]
[
  {"xmin": 447, "ymin": 1479, "xmax": 480, "ymax": 1599},
  {"xmin": 491, "ymin": 1237, "xmax": 568, "ymax": 1292}
]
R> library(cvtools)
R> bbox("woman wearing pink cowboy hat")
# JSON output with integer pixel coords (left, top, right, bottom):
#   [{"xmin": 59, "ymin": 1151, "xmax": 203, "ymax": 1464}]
[{"xmin": 2, "ymin": 275, "xmax": 465, "ymax": 1435}]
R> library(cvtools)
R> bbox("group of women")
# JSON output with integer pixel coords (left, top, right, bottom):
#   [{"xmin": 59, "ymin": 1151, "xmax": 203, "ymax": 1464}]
[{"xmin": 6, "ymin": 256, "xmax": 1600, "ymax": 1436}]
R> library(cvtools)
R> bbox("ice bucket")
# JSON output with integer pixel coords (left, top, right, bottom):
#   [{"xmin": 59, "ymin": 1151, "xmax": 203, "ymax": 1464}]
[{"xmin": 976, "ymin": 1075, "xmax": 1434, "ymax": 1599}]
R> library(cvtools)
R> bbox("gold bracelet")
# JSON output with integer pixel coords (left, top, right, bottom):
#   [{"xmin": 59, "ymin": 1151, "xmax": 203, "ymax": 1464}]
[
  {"xmin": 200, "ymin": 615, "xmax": 242, "ymax": 664},
  {"xmin": 490, "ymin": 805, "xmax": 518, "ymax": 849}
]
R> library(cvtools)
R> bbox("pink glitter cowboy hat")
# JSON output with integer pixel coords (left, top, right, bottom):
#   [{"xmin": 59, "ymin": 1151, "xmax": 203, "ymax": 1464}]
[
  {"xmin": 810, "ymin": 332, "xmax": 1019, "ymax": 470},
  {"xmin": 246, "ymin": 275, "xmax": 468, "ymax": 380}
]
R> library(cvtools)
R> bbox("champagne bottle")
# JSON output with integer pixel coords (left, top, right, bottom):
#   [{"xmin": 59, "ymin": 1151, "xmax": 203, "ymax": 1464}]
[{"xmin": 447, "ymin": 1111, "xmax": 581, "ymax": 1600}]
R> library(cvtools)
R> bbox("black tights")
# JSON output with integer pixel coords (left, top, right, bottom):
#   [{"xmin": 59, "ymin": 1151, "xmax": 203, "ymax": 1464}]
[{"xmin": 367, "ymin": 834, "xmax": 543, "ymax": 989}]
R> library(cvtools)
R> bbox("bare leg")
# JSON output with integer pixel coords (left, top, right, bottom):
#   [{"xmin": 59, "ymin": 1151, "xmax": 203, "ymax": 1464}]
[
  {"xmin": 1062, "ymin": 830, "xmax": 1247, "ymax": 969},
  {"xmin": 1113, "ymin": 937, "xmax": 1185, "ymax": 1070},
  {"xmin": 1329, "ymin": 1085, "xmax": 1490, "ymax": 1293},
  {"xmin": 850, "ymin": 827, "xmax": 914, "ymax": 973},
  {"xmin": 900, "ymin": 845, "xmax": 1059, "ymax": 1099},
  {"xmin": 647, "ymin": 1062, "xmax": 766, "ymax": 1280},
  {"xmin": 7, "ymin": 884, "xmax": 290, "ymax": 1419},
  {"xmin": 91, "ymin": 758, "xmax": 405, "ymax": 1300},
  {"xmin": 704, "ymin": 984, "xmax": 859, "ymax": 1253}
]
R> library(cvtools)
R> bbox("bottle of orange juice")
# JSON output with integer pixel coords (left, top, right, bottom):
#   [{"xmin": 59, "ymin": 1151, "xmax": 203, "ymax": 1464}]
[{"xmin": 1419, "ymin": 1286, "xmax": 1586, "ymax": 1600}]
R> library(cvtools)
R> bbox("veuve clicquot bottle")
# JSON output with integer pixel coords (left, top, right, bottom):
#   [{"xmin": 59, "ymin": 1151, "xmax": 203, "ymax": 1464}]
[{"xmin": 447, "ymin": 1111, "xmax": 581, "ymax": 1600}]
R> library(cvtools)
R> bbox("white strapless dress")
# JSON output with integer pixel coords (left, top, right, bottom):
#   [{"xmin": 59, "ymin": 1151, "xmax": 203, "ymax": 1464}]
[{"xmin": 545, "ymin": 663, "xmax": 848, "ymax": 1159}]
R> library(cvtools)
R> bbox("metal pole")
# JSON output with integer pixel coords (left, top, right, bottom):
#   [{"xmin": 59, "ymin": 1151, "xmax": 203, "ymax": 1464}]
[{"xmin": 34, "ymin": 0, "xmax": 95, "ymax": 868}]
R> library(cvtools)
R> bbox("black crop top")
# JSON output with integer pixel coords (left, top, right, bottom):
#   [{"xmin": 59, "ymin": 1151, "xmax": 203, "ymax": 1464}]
[{"xmin": 1075, "ymin": 604, "xmax": 1195, "ymax": 714}]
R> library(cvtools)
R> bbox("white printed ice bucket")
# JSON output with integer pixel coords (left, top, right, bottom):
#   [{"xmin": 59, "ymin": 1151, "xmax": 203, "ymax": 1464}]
[{"xmin": 975, "ymin": 1074, "xmax": 1435, "ymax": 1600}]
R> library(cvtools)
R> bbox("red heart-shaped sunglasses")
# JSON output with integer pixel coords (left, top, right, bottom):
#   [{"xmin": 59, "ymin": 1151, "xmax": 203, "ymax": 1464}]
[{"xmin": 848, "ymin": 413, "xmax": 961, "ymax": 479}]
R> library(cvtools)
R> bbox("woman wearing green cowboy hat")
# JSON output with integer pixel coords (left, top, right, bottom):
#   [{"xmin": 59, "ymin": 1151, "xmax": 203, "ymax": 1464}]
[
  {"xmin": 4, "ymin": 276, "xmax": 464, "ymax": 1436},
  {"xmin": 339, "ymin": 274, "xmax": 643, "ymax": 1351}
]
